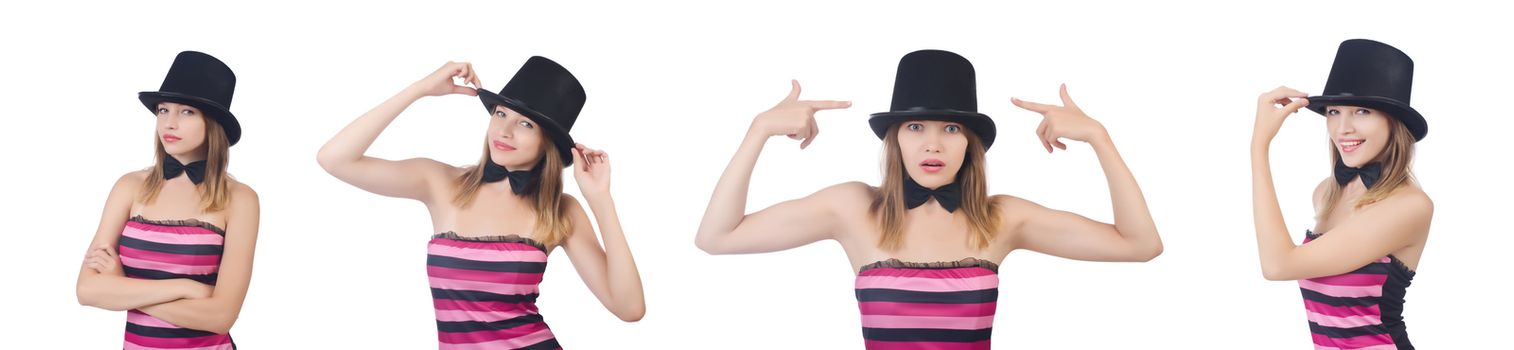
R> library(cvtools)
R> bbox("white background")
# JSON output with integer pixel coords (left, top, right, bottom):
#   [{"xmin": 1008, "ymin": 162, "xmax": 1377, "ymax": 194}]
[{"xmin": 3, "ymin": 1, "xmax": 1510, "ymax": 348}]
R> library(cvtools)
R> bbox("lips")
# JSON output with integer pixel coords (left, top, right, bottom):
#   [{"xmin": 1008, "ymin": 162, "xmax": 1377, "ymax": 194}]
[
  {"xmin": 162, "ymin": 134, "xmax": 181, "ymax": 143},
  {"xmin": 919, "ymin": 159, "xmax": 945, "ymax": 173},
  {"xmin": 492, "ymin": 140, "xmax": 516, "ymax": 151},
  {"xmin": 1338, "ymin": 139, "xmax": 1364, "ymax": 153}
]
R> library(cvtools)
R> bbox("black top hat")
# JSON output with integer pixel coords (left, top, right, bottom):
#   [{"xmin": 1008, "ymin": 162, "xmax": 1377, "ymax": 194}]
[
  {"xmin": 478, "ymin": 56, "xmax": 586, "ymax": 167},
  {"xmin": 139, "ymin": 51, "xmax": 241, "ymax": 146},
  {"xmin": 1306, "ymin": 39, "xmax": 1427, "ymax": 141},
  {"xmin": 869, "ymin": 49, "xmax": 997, "ymax": 149}
]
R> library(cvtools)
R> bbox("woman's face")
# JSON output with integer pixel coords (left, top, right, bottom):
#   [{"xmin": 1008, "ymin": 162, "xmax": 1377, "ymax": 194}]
[
  {"xmin": 1324, "ymin": 105, "xmax": 1392, "ymax": 167},
  {"xmin": 154, "ymin": 102, "xmax": 207, "ymax": 158},
  {"xmin": 487, "ymin": 105, "xmax": 545, "ymax": 169},
  {"xmin": 896, "ymin": 120, "xmax": 969, "ymax": 188}
]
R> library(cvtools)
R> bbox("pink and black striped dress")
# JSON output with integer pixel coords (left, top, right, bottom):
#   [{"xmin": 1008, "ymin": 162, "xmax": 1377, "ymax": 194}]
[
  {"xmin": 118, "ymin": 216, "xmax": 235, "ymax": 350},
  {"xmin": 428, "ymin": 232, "xmax": 560, "ymax": 350},
  {"xmin": 1299, "ymin": 230, "xmax": 1416, "ymax": 350},
  {"xmin": 855, "ymin": 258, "xmax": 999, "ymax": 350}
]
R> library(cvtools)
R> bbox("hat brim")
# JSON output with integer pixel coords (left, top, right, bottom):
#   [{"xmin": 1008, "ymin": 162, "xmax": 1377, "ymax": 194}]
[
  {"xmin": 139, "ymin": 91, "xmax": 242, "ymax": 146},
  {"xmin": 1305, "ymin": 95, "xmax": 1427, "ymax": 141},
  {"xmin": 868, "ymin": 110, "xmax": 997, "ymax": 149},
  {"xmin": 478, "ymin": 89, "xmax": 576, "ymax": 167}
]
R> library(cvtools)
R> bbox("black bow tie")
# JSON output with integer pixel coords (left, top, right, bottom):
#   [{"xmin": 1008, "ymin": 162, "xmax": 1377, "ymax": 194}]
[
  {"xmin": 482, "ymin": 160, "xmax": 541, "ymax": 195},
  {"xmin": 904, "ymin": 176, "xmax": 961, "ymax": 212},
  {"xmin": 1334, "ymin": 159, "xmax": 1383, "ymax": 189},
  {"xmin": 163, "ymin": 157, "xmax": 207, "ymax": 184}
]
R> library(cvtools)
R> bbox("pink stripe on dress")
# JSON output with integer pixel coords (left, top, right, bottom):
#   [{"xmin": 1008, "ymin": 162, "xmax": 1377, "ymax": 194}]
[
  {"xmin": 860, "ymin": 314, "xmax": 996, "ymax": 330},
  {"xmin": 119, "ymin": 255, "xmax": 220, "ymax": 275},
  {"xmin": 1308, "ymin": 273, "xmax": 1389, "ymax": 287},
  {"xmin": 439, "ymin": 328, "xmax": 557, "ymax": 350},
  {"xmin": 124, "ymin": 332, "xmax": 232, "ymax": 349},
  {"xmin": 1306, "ymin": 310, "xmax": 1384, "ymax": 329},
  {"xmin": 117, "ymin": 246, "xmax": 222, "ymax": 266},
  {"xmin": 429, "ymin": 243, "xmax": 548, "ymax": 263},
  {"xmin": 855, "ymin": 274, "xmax": 999, "ymax": 292},
  {"xmin": 123, "ymin": 225, "xmax": 226, "ymax": 245},
  {"xmin": 1302, "ymin": 299, "xmax": 1382, "ymax": 318},
  {"xmin": 427, "ymin": 265, "xmax": 545, "ymax": 284},
  {"xmin": 434, "ymin": 299, "xmax": 541, "ymax": 313},
  {"xmin": 858, "ymin": 301, "xmax": 997, "ymax": 317},
  {"xmin": 435, "ymin": 309, "xmax": 538, "ymax": 323},
  {"xmin": 859, "ymin": 267, "xmax": 996, "ymax": 279},
  {"xmin": 1299, "ymin": 279, "xmax": 1385, "ymax": 298},
  {"xmin": 429, "ymin": 276, "xmax": 541, "ymax": 296}
]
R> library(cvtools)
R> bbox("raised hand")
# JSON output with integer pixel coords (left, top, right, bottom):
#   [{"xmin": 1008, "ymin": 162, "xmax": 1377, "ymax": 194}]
[
  {"xmin": 1253, "ymin": 86, "xmax": 1310, "ymax": 147},
  {"xmin": 749, "ymin": 80, "xmax": 852, "ymax": 149},
  {"xmin": 572, "ymin": 143, "xmax": 612, "ymax": 200},
  {"xmin": 409, "ymin": 61, "xmax": 484, "ymax": 97},
  {"xmin": 1012, "ymin": 84, "xmax": 1108, "ymax": 153}
]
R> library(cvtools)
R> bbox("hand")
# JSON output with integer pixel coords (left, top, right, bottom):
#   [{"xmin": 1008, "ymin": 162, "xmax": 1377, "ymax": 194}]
[
  {"xmin": 1012, "ymin": 84, "xmax": 1107, "ymax": 153},
  {"xmin": 749, "ymin": 80, "xmax": 851, "ymax": 149},
  {"xmin": 1253, "ymin": 86, "xmax": 1310, "ymax": 147},
  {"xmin": 409, "ymin": 61, "xmax": 483, "ymax": 97},
  {"xmin": 176, "ymin": 279, "xmax": 214, "ymax": 299},
  {"xmin": 83, "ymin": 246, "xmax": 123, "ymax": 276},
  {"xmin": 572, "ymin": 143, "xmax": 612, "ymax": 199}
]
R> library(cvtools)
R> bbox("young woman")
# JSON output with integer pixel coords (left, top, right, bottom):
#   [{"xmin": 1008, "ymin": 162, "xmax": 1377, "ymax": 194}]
[
  {"xmin": 75, "ymin": 51, "xmax": 260, "ymax": 350},
  {"xmin": 696, "ymin": 49, "xmax": 1162, "ymax": 349},
  {"xmin": 1251, "ymin": 39, "xmax": 1433, "ymax": 349},
  {"xmin": 318, "ymin": 57, "xmax": 644, "ymax": 349}
]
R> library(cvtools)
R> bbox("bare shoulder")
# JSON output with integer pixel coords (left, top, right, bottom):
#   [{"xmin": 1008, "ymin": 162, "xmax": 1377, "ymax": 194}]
[
  {"xmin": 1376, "ymin": 184, "xmax": 1433, "ymax": 215},
  {"xmin": 113, "ymin": 170, "xmax": 151, "ymax": 191},
  {"xmin": 227, "ymin": 180, "xmax": 261, "ymax": 210},
  {"xmin": 559, "ymin": 192, "xmax": 588, "ymax": 217},
  {"xmin": 814, "ymin": 181, "xmax": 877, "ymax": 205},
  {"xmin": 989, "ymin": 194, "xmax": 1041, "ymax": 227}
]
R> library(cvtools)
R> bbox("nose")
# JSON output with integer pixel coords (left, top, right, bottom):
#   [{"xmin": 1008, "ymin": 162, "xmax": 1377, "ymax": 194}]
[
  {"xmin": 1332, "ymin": 114, "xmax": 1355, "ymax": 135},
  {"xmin": 922, "ymin": 133, "xmax": 942, "ymax": 153}
]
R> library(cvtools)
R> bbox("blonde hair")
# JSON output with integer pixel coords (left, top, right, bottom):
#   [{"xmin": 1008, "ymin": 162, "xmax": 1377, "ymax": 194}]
[
  {"xmin": 870, "ymin": 123, "xmax": 1000, "ymax": 250},
  {"xmin": 136, "ymin": 115, "xmax": 232, "ymax": 212},
  {"xmin": 1317, "ymin": 117, "xmax": 1417, "ymax": 221},
  {"xmin": 452, "ymin": 137, "xmax": 572, "ymax": 247}
]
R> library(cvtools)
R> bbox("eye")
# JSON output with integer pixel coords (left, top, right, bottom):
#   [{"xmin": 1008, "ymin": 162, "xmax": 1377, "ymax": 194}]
[
  {"xmin": 906, "ymin": 123, "xmax": 923, "ymax": 131},
  {"xmin": 494, "ymin": 111, "xmax": 507, "ymax": 118},
  {"xmin": 1325, "ymin": 109, "xmax": 1341, "ymax": 116},
  {"xmin": 519, "ymin": 120, "xmax": 534, "ymax": 129},
  {"xmin": 945, "ymin": 124, "xmax": 961, "ymax": 133},
  {"xmin": 156, "ymin": 107, "xmax": 169, "ymax": 115},
  {"xmin": 181, "ymin": 109, "xmax": 196, "ymax": 116},
  {"xmin": 1354, "ymin": 108, "xmax": 1372, "ymax": 116}
]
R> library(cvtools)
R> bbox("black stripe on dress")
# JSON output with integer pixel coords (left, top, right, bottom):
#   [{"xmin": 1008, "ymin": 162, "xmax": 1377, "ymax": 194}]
[
  {"xmin": 426, "ymin": 255, "xmax": 548, "ymax": 273},
  {"xmin": 855, "ymin": 288, "xmax": 999, "ymax": 304},
  {"xmin": 862, "ymin": 327, "xmax": 993, "ymax": 343}
]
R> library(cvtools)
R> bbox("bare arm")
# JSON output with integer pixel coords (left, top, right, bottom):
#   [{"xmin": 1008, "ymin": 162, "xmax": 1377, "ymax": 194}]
[
  {"xmin": 1007, "ymin": 85, "xmax": 1163, "ymax": 262},
  {"xmin": 694, "ymin": 80, "xmax": 853, "ymax": 254},
  {"xmin": 1250, "ymin": 87, "xmax": 1432, "ymax": 280},
  {"xmin": 317, "ymin": 61, "xmax": 482, "ymax": 201},
  {"xmin": 77, "ymin": 173, "xmax": 211, "ymax": 311},
  {"xmin": 136, "ymin": 185, "xmax": 260, "ymax": 334},
  {"xmin": 560, "ymin": 145, "xmax": 645, "ymax": 321}
]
